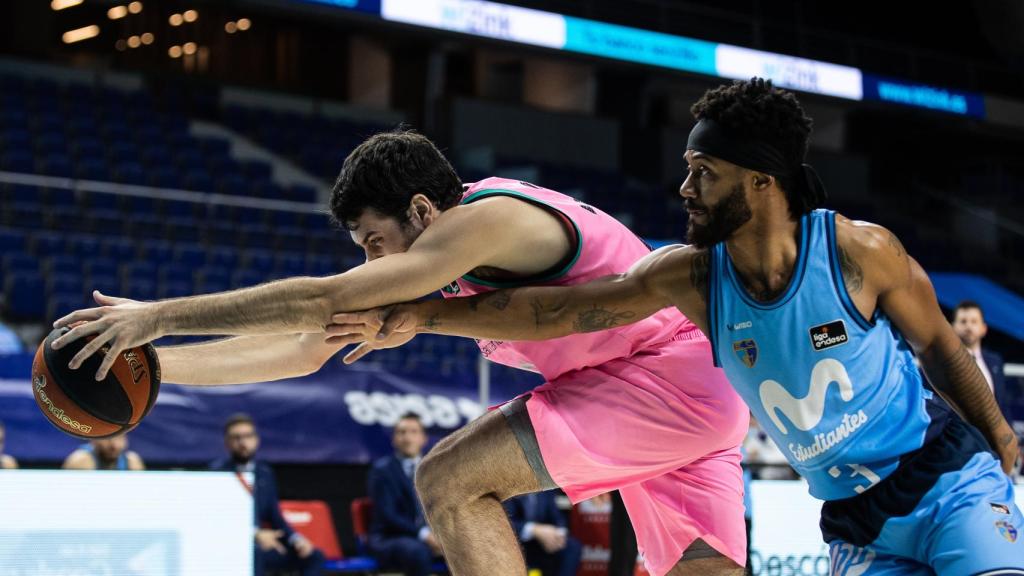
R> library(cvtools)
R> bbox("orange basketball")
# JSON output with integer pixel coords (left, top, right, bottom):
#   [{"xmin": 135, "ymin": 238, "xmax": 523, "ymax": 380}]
[{"xmin": 31, "ymin": 327, "xmax": 161, "ymax": 439}]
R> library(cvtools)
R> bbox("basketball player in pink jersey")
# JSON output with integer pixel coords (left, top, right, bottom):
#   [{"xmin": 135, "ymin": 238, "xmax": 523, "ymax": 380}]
[{"xmin": 53, "ymin": 130, "xmax": 748, "ymax": 575}]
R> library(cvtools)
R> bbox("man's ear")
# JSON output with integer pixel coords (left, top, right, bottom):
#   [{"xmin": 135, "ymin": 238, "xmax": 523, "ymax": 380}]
[
  {"xmin": 409, "ymin": 194, "xmax": 436, "ymax": 225},
  {"xmin": 751, "ymin": 172, "xmax": 774, "ymax": 191}
]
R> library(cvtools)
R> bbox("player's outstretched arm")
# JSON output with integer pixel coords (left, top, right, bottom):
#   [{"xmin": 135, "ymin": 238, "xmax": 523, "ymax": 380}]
[
  {"xmin": 48, "ymin": 202, "xmax": 515, "ymax": 380},
  {"xmin": 330, "ymin": 245, "xmax": 701, "ymax": 360},
  {"xmin": 157, "ymin": 332, "xmax": 346, "ymax": 385},
  {"xmin": 847, "ymin": 221, "xmax": 1018, "ymax": 473}
]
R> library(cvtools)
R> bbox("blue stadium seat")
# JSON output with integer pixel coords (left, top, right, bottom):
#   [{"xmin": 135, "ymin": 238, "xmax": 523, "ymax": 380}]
[
  {"xmin": 275, "ymin": 253, "xmax": 306, "ymax": 277},
  {"xmin": 1, "ymin": 150, "xmax": 34, "ymax": 172},
  {"xmin": 82, "ymin": 191, "xmax": 120, "ymax": 212},
  {"xmin": 38, "ymin": 155, "xmax": 73, "ymax": 177},
  {"xmin": 289, "ymin": 184, "xmax": 319, "ymax": 203},
  {"xmin": 164, "ymin": 218, "xmax": 201, "ymax": 243},
  {"xmin": 158, "ymin": 281, "xmax": 192, "ymax": 299},
  {"xmin": 47, "ymin": 255, "xmax": 81, "ymax": 276},
  {"xmin": 0, "ymin": 228, "xmax": 27, "ymax": 253},
  {"xmin": 48, "ymin": 293, "xmax": 86, "ymax": 321},
  {"xmin": 231, "ymin": 268, "xmax": 264, "ymax": 289},
  {"xmin": 5, "ymin": 272, "xmax": 46, "ymax": 320},
  {"xmin": 197, "ymin": 268, "xmax": 231, "ymax": 293},
  {"xmin": 148, "ymin": 166, "xmax": 183, "ymax": 189},
  {"xmin": 88, "ymin": 275, "xmax": 119, "ymax": 298},
  {"xmin": 75, "ymin": 159, "xmax": 110, "ymax": 181},
  {"xmin": 84, "ymin": 258, "xmax": 120, "ymax": 279},
  {"xmin": 47, "ymin": 274, "xmax": 83, "ymax": 297},
  {"xmin": 173, "ymin": 244, "xmax": 206, "ymax": 268},
  {"xmin": 140, "ymin": 240, "xmax": 173, "ymax": 262},
  {"xmin": 9, "ymin": 184, "xmax": 43, "ymax": 205},
  {"xmin": 48, "ymin": 187, "xmax": 77, "ymax": 209},
  {"xmin": 67, "ymin": 235, "xmax": 100, "ymax": 259},
  {"xmin": 159, "ymin": 263, "xmax": 194, "ymax": 288},
  {"xmin": 124, "ymin": 195, "xmax": 158, "ymax": 216},
  {"xmin": 87, "ymin": 209, "xmax": 124, "ymax": 237},
  {"xmin": 3, "ymin": 252, "xmax": 37, "ymax": 275},
  {"xmin": 163, "ymin": 200, "xmax": 197, "ymax": 219},
  {"xmin": 101, "ymin": 239, "xmax": 135, "ymax": 261},
  {"xmin": 207, "ymin": 247, "xmax": 239, "ymax": 270},
  {"xmin": 115, "ymin": 163, "xmax": 147, "ymax": 185},
  {"xmin": 244, "ymin": 250, "xmax": 274, "ymax": 271},
  {"xmin": 124, "ymin": 279, "xmax": 158, "ymax": 301},
  {"xmin": 306, "ymin": 256, "xmax": 337, "ymax": 277}
]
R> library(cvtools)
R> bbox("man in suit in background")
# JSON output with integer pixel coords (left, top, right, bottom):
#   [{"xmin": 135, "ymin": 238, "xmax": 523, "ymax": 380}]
[
  {"xmin": 210, "ymin": 413, "xmax": 324, "ymax": 576},
  {"xmin": 367, "ymin": 412, "xmax": 442, "ymax": 576},
  {"xmin": 505, "ymin": 490, "xmax": 582, "ymax": 576},
  {"xmin": 951, "ymin": 301, "xmax": 1011, "ymax": 421}
]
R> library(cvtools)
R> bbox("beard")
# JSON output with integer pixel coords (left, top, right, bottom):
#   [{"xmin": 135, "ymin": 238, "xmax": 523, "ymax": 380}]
[{"xmin": 686, "ymin": 183, "xmax": 753, "ymax": 249}]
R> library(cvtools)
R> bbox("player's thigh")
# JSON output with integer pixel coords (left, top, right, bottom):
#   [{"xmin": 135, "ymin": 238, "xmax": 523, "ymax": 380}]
[
  {"xmin": 926, "ymin": 480, "xmax": 1024, "ymax": 574},
  {"xmin": 418, "ymin": 405, "xmax": 541, "ymax": 502}
]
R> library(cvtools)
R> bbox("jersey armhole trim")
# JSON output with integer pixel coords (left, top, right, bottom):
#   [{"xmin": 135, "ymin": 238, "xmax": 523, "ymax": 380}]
[
  {"xmin": 459, "ymin": 189, "xmax": 583, "ymax": 288},
  {"xmin": 707, "ymin": 246, "xmax": 722, "ymax": 368},
  {"xmin": 825, "ymin": 211, "xmax": 874, "ymax": 331}
]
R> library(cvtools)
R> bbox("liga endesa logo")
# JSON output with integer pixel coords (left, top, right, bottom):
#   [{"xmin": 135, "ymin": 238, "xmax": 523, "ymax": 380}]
[{"xmin": 33, "ymin": 374, "xmax": 93, "ymax": 434}]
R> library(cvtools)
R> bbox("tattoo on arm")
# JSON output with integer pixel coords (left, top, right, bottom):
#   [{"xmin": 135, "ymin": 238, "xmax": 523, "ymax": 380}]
[
  {"xmin": 572, "ymin": 305, "xmax": 636, "ymax": 333},
  {"xmin": 690, "ymin": 250, "xmax": 709, "ymax": 304},
  {"xmin": 928, "ymin": 342, "xmax": 1008, "ymax": 447},
  {"xmin": 467, "ymin": 291, "xmax": 513, "ymax": 312},
  {"xmin": 837, "ymin": 245, "xmax": 863, "ymax": 294},
  {"xmin": 422, "ymin": 313, "xmax": 441, "ymax": 332},
  {"xmin": 887, "ymin": 231, "xmax": 906, "ymax": 259}
]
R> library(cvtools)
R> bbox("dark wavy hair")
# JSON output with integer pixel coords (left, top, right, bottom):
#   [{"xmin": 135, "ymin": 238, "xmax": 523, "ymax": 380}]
[
  {"xmin": 329, "ymin": 129, "xmax": 463, "ymax": 229},
  {"xmin": 690, "ymin": 78, "xmax": 815, "ymax": 218}
]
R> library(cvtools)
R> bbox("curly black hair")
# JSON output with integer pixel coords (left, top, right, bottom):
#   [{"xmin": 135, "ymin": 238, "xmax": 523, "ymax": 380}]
[
  {"xmin": 329, "ymin": 128, "xmax": 463, "ymax": 229},
  {"xmin": 690, "ymin": 78, "xmax": 815, "ymax": 217}
]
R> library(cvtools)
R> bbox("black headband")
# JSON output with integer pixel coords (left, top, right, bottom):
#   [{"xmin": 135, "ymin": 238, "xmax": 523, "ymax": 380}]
[{"xmin": 687, "ymin": 118, "xmax": 827, "ymax": 208}]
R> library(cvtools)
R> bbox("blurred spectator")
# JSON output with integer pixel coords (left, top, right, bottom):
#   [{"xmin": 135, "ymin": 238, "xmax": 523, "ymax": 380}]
[
  {"xmin": 743, "ymin": 416, "xmax": 797, "ymax": 480},
  {"xmin": 0, "ymin": 320, "xmax": 23, "ymax": 354},
  {"xmin": 505, "ymin": 490, "xmax": 582, "ymax": 576},
  {"xmin": 210, "ymin": 413, "xmax": 324, "ymax": 576},
  {"xmin": 0, "ymin": 420, "xmax": 17, "ymax": 469},
  {"xmin": 63, "ymin": 433, "xmax": 144, "ymax": 470},
  {"xmin": 367, "ymin": 412, "xmax": 442, "ymax": 576},
  {"xmin": 951, "ymin": 301, "xmax": 1010, "ymax": 420}
]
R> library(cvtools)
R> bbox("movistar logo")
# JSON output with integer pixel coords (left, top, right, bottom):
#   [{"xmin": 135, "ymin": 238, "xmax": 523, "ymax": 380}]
[{"xmin": 759, "ymin": 358, "xmax": 853, "ymax": 434}]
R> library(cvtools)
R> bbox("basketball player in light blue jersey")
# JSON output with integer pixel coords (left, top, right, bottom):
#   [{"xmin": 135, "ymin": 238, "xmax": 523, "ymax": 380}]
[{"xmin": 332, "ymin": 78, "xmax": 1024, "ymax": 574}]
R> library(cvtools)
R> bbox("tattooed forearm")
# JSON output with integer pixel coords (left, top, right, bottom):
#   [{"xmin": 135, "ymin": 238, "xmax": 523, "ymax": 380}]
[
  {"xmin": 837, "ymin": 245, "xmax": 863, "ymax": 294},
  {"xmin": 422, "ymin": 313, "xmax": 441, "ymax": 332},
  {"xmin": 690, "ymin": 250, "xmax": 709, "ymax": 304},
  {"xmin": 923, "ymin": 342, "xmax": 1009, "ymax": 451},
  {"xmin": 572, "ymin": 305, "xmax": 636, "ymax": 333},
  {"xmin": 467, "ymin": 291, "xmax": 512, "ymax": 312}
]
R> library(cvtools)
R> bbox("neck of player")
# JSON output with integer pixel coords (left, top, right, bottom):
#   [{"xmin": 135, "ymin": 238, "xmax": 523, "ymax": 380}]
[{"xmin": 725, "ymin": 200, "xmax": 800, "ymax": 301}]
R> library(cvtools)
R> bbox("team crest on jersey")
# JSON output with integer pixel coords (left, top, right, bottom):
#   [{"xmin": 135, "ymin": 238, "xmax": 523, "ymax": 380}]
[
  {"xmin": 996, "ymin": 520, "xmax": 1018, "ymax": 543},
  {"xmin": 442, "ymin": 282, "xmax": 461, "ymax": 295},
  {"xmin": 809, "ymin": 320, "xmax": 849, "ymax": 352},
  {"xmin": 733, "ymin": 339, "xmax": 758, "ymax": 368}
]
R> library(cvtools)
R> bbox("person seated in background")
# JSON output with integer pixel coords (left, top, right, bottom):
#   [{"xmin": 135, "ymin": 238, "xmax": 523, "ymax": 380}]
[
  {"xmin": 505, "ymin": 490, "xmax": 582, "ymax": 576},
  {"xmin": 210, "ymin": 413, "xmax": 323, "ymax": 576},
  {"xmin": 0, "ymin": 420, "xmax": 17, "ymax": 469},
  {"xmin": 367, "ymin": 412, "xmax": 443, "ymax": 576},
  {"xmin": 62, "ymin": 433, "xmax": 144, "ymax": 470}
]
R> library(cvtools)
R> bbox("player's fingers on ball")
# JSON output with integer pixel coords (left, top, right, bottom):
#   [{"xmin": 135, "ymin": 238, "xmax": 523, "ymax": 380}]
[
  {"xmin": 53, "ymin": 307, "xmax": 104, "ymax": 329},
  {"xmin": 52, "ymin": 320, "xmax": 104, "ymax": 350},
  {"xmin": 95, "ymin": 343, "xmax": 121, "ymax": 380},
  {"xmin": 68, "ymin": 330, "xmax": 113, "ymax": 369}
]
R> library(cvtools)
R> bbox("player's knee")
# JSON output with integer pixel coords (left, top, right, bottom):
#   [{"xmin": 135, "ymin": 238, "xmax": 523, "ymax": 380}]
[{"xmin": 415, "ymin": 449, "xmax": 457, "ymax": 512}]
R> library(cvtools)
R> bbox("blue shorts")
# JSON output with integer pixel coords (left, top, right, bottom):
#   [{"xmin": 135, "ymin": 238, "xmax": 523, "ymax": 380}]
[{"xmin": 822, "ymin": 417, "xmax": 1024, "ymax": 575}]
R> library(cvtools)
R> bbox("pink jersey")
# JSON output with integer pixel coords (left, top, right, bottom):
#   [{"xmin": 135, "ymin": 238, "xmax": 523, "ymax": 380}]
[{"xmin": 441, "ymin": 177, "xmax": 703, "ymax": 381}]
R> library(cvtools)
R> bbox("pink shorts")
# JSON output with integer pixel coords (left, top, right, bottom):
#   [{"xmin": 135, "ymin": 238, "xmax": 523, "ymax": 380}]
[{"xmin": 523, "ymin": 336, "xmax": 748, "ymax": 575}]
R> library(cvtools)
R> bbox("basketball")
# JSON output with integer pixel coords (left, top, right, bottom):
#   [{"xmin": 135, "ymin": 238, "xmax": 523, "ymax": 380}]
[{"xmin": 31, "ymin": 327, "xmax": 161, "ymax": 439}]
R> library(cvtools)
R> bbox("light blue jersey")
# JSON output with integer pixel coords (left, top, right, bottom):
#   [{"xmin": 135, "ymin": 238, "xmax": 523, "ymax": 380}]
[
  {"xmin": 708, "ymin": 209, "xmax": 1024, "ymax": 573},
  {"xmin": 708, "ymin": 209, "xmax": 935, "ymax": 500}
]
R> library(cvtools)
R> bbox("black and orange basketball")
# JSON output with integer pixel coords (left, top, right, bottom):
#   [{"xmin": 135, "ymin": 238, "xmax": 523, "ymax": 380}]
[{"xmin": 31, "ymin": 327, "xmax": 161, "ymax": 439}]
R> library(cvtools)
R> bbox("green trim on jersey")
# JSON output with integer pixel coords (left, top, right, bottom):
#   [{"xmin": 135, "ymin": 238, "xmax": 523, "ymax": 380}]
[{"xmin": 459, "ymin": 188, "xmax": 583, "ymax": 288}]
